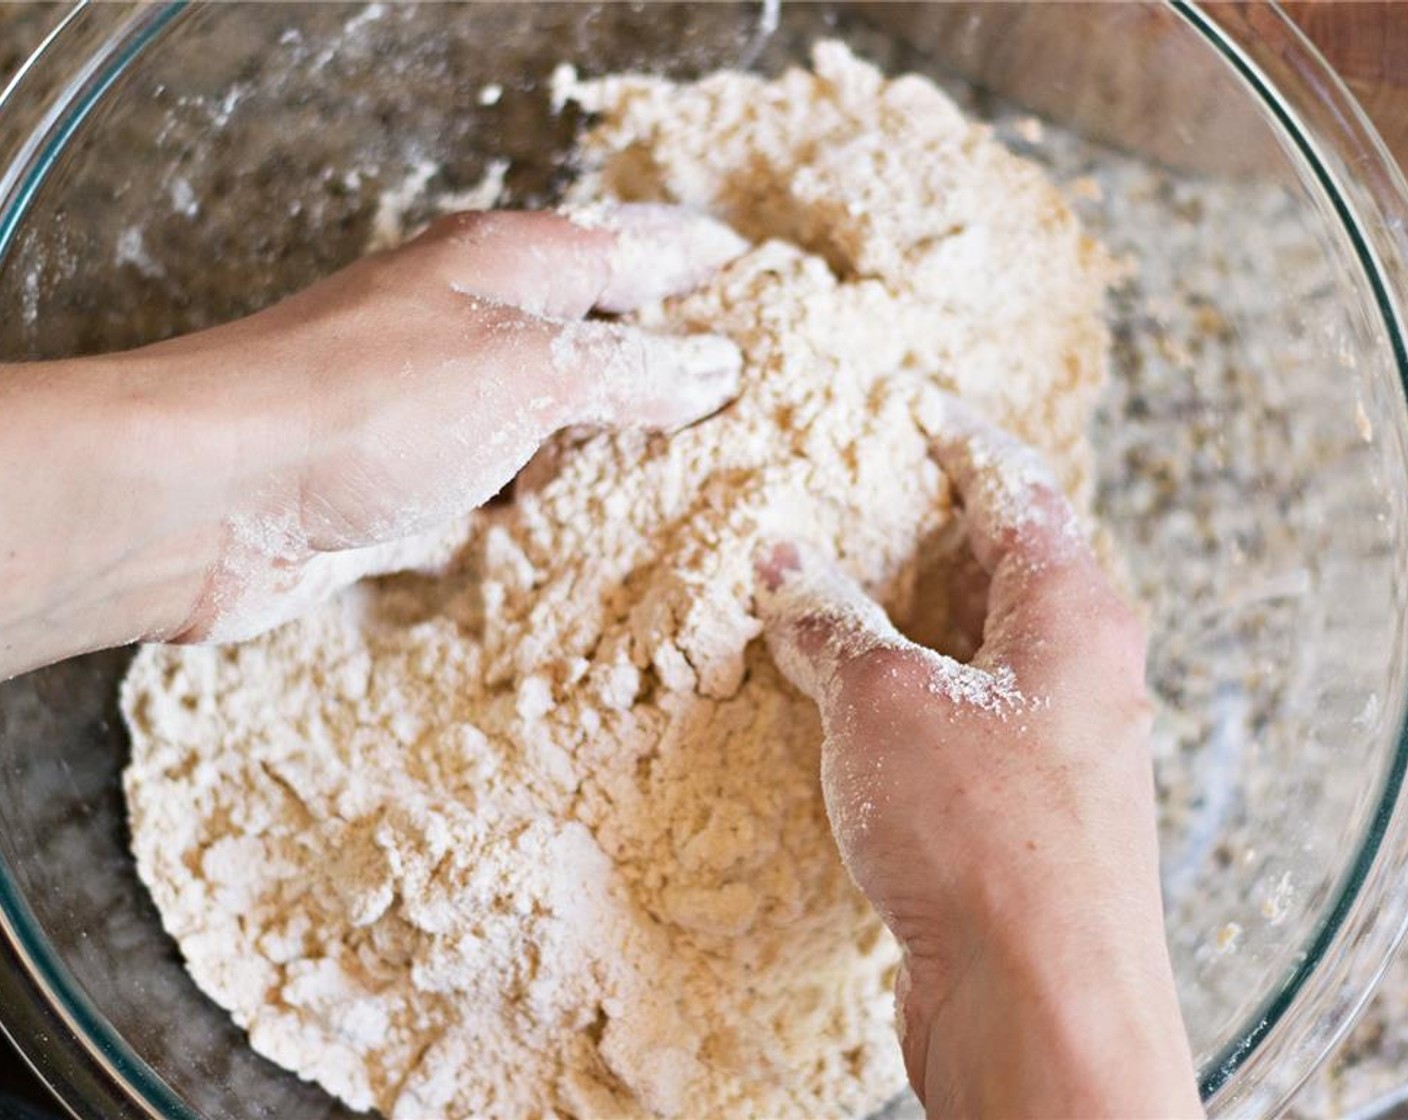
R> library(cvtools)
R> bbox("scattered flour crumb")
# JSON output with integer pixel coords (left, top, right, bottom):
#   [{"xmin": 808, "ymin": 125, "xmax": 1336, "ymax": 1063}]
[
  {"xmin": 20, "ymin": 268, "xmax": 38, "ymax": 327},
  {"xmin": 365, "ymin": 159, "xmax": 510, "ymax": 253},
  {"xmin": 169, "ymin": 175, "xmax": 200, "ymax": 218},
  {"xmin": 1014, "ymin": 116, "xmax": 1044, "ymax": 143},
  {"xmin": 549, "ymin": 61, "xmax": 578, "ymax": 114},
  {"xmin": 342, "ymin": 1, "xmax": 386, "ymax": 37},
  {"xmin": 1260, "ymin": 872, "xmax": 1294, "ymax": 926},
  {"xmin": 366, "ymin": 158, "xmax": 440, "ymax": 250},
  {"xmin": 123, "ymin": 42, "xmax": 1116, "ymax": 1120},
  {"xmin": 760, "ymin": 0, "xmax": 782, "ymax": 36},
  {"xmin": 1356, "ymin": 398, "xmax": 1375, "ymax": 443},
  {"xmin": 1216, "ymin": 921, "xmax": 1244, "ymax": 954},
  {"xmin": 432, "ymin": 158, "xmax": 510, "ymax": 216},
  {"xmin": 115, "ymin": 226, "xmax": 164, "ymax": 279}
]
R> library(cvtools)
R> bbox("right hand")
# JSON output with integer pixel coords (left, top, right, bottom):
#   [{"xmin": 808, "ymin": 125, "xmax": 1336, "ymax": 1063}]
[
  {"xmin": 0, "ymin": 204, "xmax": 746, "ymax": 678},
  {"xmin": 755, "ymin": 400, "xmax": 1202, "ymax": 1118}
]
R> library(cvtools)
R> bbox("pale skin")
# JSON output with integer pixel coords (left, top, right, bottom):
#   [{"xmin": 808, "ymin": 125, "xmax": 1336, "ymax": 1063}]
[
  {"xmin": 0, "ymin": 204, "xmax": 744, "ymax": 671},
  {"xmin": 755, "ymin": 405, "xmax": 1203, "ymax": 1119},
  {"xmin": 0, "ymin": 205, "xmax": 1200, "ymax": 1118}
]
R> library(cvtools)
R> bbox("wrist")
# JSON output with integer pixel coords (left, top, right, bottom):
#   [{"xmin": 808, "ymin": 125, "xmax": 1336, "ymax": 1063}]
[{"xmin": 907, "ymin": 907, "xmax": 1201, "ymax": 1119}]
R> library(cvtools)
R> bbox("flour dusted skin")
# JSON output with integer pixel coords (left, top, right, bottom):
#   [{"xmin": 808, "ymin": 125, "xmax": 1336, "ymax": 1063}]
[{"xmin": 122, "ymin": 43, "xmax": 1116, "ymax": 1119}]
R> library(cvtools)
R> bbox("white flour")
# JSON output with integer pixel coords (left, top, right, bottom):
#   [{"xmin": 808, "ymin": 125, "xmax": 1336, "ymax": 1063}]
[{"xmin": 122, "ymin": 43, "xmax": 1115, "ymax": 1119}]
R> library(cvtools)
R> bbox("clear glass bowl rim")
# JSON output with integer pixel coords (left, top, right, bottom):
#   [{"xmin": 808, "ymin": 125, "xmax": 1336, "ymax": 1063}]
[{"xmin": 3, "ymin": 2, "xmax": 1408, "ymax": 1117}]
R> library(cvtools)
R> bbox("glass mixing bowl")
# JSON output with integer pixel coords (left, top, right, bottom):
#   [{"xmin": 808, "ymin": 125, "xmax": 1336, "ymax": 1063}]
[{"xmin": 3, "ymin": 3, "xmax": 1408, "ymax": 1117}]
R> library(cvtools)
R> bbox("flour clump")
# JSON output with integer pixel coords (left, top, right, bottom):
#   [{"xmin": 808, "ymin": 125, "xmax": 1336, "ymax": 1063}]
[{"xmin": 122, "ymin": 42, "xmax": 1115, "ymax": 1119}]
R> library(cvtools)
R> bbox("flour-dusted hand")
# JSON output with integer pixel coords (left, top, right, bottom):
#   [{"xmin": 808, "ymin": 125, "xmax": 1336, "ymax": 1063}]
[
  {"xmin": 755, "ymin": 401, "xmax": 1203, "ymax": 1119},
  {"xmin": 168, "ymin": 205, "xmax": 746, "ymax": 642},
  {"xmin": 0, "ymin": 205, "xmax": 746, "ymax": 674}
]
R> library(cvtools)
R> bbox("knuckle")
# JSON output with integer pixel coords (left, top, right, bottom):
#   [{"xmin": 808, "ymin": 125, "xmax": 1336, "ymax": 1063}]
[
  {"xmin": 1006, "ymin": 562, "xmax": 1148, "ymax": 683},
  {"xmin": 424, "ymin": 208, "xmax": 496, "ymax": 241},
  {"xmin": 1031, "ymin": 559, "xmax": 1134, "ymax": 629},
  {"xmin": 839, "ymin": 643, "xmax": 937, "ymax": 708}
]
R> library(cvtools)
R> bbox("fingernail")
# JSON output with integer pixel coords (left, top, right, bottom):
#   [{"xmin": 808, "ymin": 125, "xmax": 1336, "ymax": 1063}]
[
  {"xmin": 916, "ymin": 386, "xmax": 980, "ymax": 443},
  {"xmin": 753, "ymin": 540, "xmax": 844, "ymax": 621},
  {"xmin": 755, "ymin": 542, "xmax": 848, "ymax": 620},
  {"xmin": 753, "ymin": 540, "xmax": 804, "ymax": 595},
  {"xmin": 651, "ymin": 331, "xmax": 742, "ymax": 415},
  {"xmin": 592, "ymin": 329, "xmax": 741, "ymax": 431},
  {"xmin": 672, "ymin": 331, "xmax": 743, "ymax": 382},
  {"xmin": 919, "ymin": 389, "xmax": 1055, "ymax": 482}
]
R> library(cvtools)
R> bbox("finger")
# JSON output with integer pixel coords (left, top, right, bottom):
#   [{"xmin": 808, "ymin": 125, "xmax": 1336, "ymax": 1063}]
[
  {"xmin": 753, "ymin": 540, "xmax": 908, "ymax": 704},
  {"xmin": 926, "ymin": 393, "xmax": 1128, "ymax": 666},
  {"xmin": 413, "ymin": 205, "xmax": 748, "ymax": 319},
  {"xmin": 550, "ymin": 318, "xmax": 741, "ymax": 431},
  {"xmin": 753, "ymin": 541, "xmax": 1023, "ymax": 717},
  {"xmin": 562, "ymin": 202, "xmax": 751, "ymax": 313},
  {"xmin": 927, "ymin": 392, "xmax": 1083, "ymax": 573}
]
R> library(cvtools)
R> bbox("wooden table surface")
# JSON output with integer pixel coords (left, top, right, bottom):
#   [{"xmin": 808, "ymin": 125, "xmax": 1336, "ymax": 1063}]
[{"xmin": 1284, "ymin": 1, "xmax": 1408, "ymax": 170}]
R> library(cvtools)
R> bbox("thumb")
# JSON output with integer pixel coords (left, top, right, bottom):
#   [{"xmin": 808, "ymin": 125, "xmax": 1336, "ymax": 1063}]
[
  {"xmin": 752, "ymin": 540, "xmax": 909, "ymax": 709},
  {"xmin": 753, "ymin": 541, "xmax": 1019, "ymax": 943},
  {"xmin": 753, "ymin": 541, "xmax": 1021, "ymax": 720}
]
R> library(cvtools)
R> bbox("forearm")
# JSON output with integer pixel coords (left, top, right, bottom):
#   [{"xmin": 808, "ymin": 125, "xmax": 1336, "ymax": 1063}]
[
  {"xmin": 0, "ymin": 347, "xmax": 294, "ymax": 679},
  {"xmin": 910, "ymin": 914, "xmax": 1202, "ymax": 1119}
]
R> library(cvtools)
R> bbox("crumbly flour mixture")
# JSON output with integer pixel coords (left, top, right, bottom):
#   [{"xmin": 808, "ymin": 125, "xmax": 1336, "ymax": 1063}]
[{"xmin": 122, "ymin": 43, "xmax": 1115, "ymax": 1119}]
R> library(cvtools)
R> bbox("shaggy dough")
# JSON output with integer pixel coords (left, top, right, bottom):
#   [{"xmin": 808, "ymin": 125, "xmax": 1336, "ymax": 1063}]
[{"xmin": 122, "ymin": 42, "xmax": 1114, "ymax": 1119}]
